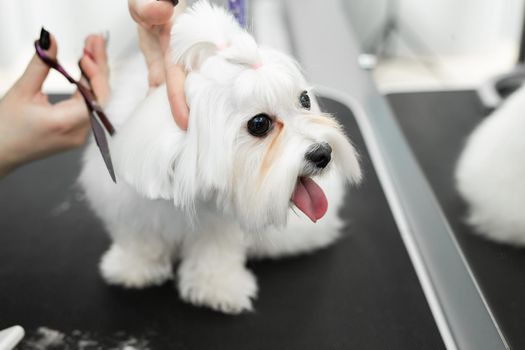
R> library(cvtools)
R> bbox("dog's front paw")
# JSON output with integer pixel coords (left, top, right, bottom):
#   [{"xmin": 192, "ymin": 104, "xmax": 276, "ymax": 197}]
[
  {"xmin": 100, "ymin": 244, "xmax": 173, "ymax": 289},
  {"xmin": 177, "ymin": 263, "xmax": 258, "ymax": 314}
]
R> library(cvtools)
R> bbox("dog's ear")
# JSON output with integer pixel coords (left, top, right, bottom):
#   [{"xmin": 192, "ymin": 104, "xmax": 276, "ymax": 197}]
[{"xmin": 170, "ymin": 0, "xmax": 259, "ymax": 72}]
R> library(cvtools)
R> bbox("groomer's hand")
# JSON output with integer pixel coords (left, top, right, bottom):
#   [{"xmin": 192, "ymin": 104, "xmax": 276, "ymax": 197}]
[
  {"xmin": 0, "ymin": 30, "xmax": 110, "ymax": 177},
  {"xmin": 128, "ymin": 0, "xmax": 189, "ymax": 130}
]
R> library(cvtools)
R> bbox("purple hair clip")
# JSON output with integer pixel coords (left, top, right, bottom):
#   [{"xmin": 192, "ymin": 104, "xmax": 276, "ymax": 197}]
[{"xmin": 228, "ymin": 0, "xmax": 246, "ymax": 28}]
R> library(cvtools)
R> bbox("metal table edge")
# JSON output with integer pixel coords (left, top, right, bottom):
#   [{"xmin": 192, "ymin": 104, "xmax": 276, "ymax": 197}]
[{"xmin": 252, "ymin": 0, "xmax": 510, "ymax": 349}]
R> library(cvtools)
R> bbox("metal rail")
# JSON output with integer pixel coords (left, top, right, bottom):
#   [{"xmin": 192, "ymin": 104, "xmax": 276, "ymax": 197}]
[{"xmin": 252, "ymin": 0, "xmax": 510, "ymax": 349}]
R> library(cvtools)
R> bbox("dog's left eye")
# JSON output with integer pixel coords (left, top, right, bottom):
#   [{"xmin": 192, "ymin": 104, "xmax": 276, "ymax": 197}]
[
  {"xmin": 299, "ymin": 91, "xmax": 311, "ymax": 110},
  {"xmin": 247, "ymin": 114, "xmax": 273, "ymax": 137}
]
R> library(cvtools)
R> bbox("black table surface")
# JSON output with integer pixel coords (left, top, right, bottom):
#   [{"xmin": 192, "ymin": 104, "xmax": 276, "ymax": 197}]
[
  {"xmin": 387, "ymin": 90, "xmax": 525, "ymax": 350},
  {"xmin": 0, "ymin": 96, "xmax": 444, "ymax": 350}
]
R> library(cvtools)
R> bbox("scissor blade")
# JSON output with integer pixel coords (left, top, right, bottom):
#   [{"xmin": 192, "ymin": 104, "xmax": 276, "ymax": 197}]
[{"xmin": 90, "ymin": 111, "xmax": 116, "ymax": 183}]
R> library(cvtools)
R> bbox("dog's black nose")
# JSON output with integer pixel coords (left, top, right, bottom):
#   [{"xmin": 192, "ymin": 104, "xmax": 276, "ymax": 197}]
[{"xmin": 305, "ymin": 143, "xmax": 332, "ymax": 169}]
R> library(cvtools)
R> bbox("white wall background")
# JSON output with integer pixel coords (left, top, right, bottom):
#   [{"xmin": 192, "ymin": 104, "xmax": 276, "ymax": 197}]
[
  {"xmin": 1, "ymin": 0, "xmax": 524, "ymax": 93},
  {"xmin": 345, "ymin": 0, "xmax": 525, "ymax": 57},
  {"xmin": 0, "ymin": 0, "xmax": 231, "ymax": 94},
  {"xmin": 0, "ymin": 0, "xmax": 139, "ymax": 94}
]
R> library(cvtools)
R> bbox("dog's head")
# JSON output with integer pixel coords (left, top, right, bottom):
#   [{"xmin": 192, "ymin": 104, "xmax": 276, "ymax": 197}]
[{"xmin": 115, "ymin": 1, "xmax": 361, "ymax": 232}]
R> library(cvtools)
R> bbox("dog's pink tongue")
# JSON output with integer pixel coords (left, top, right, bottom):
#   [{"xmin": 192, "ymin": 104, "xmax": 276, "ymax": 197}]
[{"xmin": 292, "ymin": 177, "xmax": 328, "ymax": 223}]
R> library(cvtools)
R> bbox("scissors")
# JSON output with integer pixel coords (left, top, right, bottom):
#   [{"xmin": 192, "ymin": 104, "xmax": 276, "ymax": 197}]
[{"xmin": 34, "ymin": 38, "xmax": 117, "ymax": 183}]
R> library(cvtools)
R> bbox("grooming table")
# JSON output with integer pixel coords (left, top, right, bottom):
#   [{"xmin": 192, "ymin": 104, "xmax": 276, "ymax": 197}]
[
  {"xmin": 388, "ymin": 90, "xmax": 525, "ymax": 350},
  {"xmin": 0, "ymin": 95, "xmax": 444, "ymax": 350}
]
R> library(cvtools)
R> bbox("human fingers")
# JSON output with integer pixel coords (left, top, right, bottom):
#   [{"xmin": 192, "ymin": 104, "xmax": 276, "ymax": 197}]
[
  {"xmin": 84, "ymin": 34, "xmax": 109, "ymax": 75},
  {"xmin": 80, "ymin": 35, "xmax": 111, "ymax": 105},
  {"xmin": 80, "ymin": 55, "xmax": 111, "ymax": 106},
  {"xmin": 129, "ymin": 0, "xmax": 176, "ymax": 28},
  {"xmin": 15, "ymin": 28, "xmax": 58, "ymax": 96},
  {"xmin": 165, "ymin": 63, "xmax": 189, "ymax": 130},
  {"xmin": 51, "ymin": 97, "xmax": 91, "ymax": 129},
  {"xmin": 137, "ymin": 26, "xmax": 166, "ymax": 87}
]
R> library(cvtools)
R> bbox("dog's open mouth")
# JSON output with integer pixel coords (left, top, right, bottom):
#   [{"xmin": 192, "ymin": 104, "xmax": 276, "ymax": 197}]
[{"xmin": 292, "ymin": 177, "xmax": 328, "ymax": 223}]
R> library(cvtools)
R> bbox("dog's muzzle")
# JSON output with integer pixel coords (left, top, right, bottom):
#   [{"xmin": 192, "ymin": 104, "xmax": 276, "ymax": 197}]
[{"xmin": 305, "ymin": 143, "xmax": 332, "ymax": 169}]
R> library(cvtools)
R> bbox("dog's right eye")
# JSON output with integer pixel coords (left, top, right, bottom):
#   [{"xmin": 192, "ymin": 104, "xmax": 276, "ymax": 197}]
[{"xmin": 247, "ymin": 114, "xmax": 273, "ymax": 137}]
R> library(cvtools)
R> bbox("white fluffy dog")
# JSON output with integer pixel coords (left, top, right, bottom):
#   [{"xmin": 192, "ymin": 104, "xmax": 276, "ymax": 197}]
[
  {"xmin": 80, "ymin": 1, "xmax": 361, "ymax": 314},
  {"xmin": 456, "ymin": 85, "xmax": 525, "ymax": 246}
]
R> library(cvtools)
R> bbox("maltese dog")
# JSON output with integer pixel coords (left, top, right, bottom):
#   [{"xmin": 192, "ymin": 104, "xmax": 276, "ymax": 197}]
[
  {"xmin": 80, "ymin": 1, "xmax": 361, "ymax": 314},
  {"xmin": 456, "ymin": 85, "xmax": 525, "ymax": 246}
]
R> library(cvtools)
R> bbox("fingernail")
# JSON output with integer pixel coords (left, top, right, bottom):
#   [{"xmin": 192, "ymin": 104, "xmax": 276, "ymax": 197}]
[
  {"xmin": 157, "ymin": 0, "xmax": 178, "ymax": 5},
  {"xmin": 39, "ymin": 27, "xmax": 51, "ymax": 50}
]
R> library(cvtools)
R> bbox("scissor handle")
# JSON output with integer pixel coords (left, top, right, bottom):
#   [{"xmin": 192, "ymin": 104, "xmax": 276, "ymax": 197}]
[{"xmin": 34, "ymin": 41, "xmax": 115, "ymax": 136}]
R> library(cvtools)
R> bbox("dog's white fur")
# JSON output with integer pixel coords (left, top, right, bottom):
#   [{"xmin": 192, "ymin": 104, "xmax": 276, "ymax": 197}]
[
  {"xmin": 80, "ymin": 1, "xmax": 361, "ymax": 314},
  {"xmin": 456, "ymin": 85, "xmax": 525, "ymax": 246}
]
